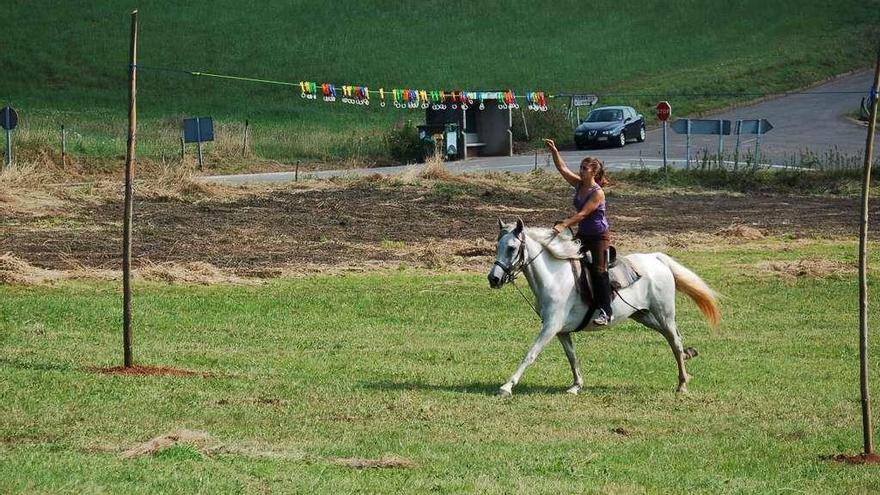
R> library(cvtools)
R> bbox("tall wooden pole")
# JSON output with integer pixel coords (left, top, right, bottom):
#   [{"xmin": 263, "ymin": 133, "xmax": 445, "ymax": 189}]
[
  {"xmin": 122, "ymin": 10, "xmax": 138, "ymax": 368},
  {"xmin": 858, "ymin": 44, "xmax": 880, "ymax": 456}
]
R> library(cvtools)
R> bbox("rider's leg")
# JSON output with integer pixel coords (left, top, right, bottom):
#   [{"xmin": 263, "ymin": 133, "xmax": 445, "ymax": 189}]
[{"xmin": 588, "ymin": 234, "xmax": 613, "ymax": 323}]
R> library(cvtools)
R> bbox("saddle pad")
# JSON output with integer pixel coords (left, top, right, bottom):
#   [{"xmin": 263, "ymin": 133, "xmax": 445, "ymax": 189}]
[
  {"xmin": 570, "ymin": 255, "xmax": 642, "ymax": 305},
  {"xmin": 609, "ymin": 256, "xmax": 641, "ymax": 291}
]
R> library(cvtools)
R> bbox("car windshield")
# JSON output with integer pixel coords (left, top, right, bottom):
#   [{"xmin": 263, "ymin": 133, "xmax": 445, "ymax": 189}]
[{"xmin": 586, "ymin": 109, "xmax": 623, "ymax": 122}]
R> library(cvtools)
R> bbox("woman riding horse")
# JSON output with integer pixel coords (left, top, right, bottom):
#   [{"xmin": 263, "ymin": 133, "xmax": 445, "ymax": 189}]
[{"xmin": 544, "ymin": 138, "xmax": 612, "ymax": 326}]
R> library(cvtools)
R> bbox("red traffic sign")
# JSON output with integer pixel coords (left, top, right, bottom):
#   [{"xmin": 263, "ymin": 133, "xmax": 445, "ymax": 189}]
[{"xmin": 656, "ymin": 101, "xmax": 671, "ymax": 121}]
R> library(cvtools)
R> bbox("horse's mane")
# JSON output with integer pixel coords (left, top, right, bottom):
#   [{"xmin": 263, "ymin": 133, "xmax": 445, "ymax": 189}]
[{"xmin": 523, "ymin": 227, "xmax": 582, "ymax": 260}]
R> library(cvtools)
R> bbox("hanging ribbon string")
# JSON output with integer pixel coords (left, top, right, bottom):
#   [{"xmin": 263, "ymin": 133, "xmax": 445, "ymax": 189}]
[
  {"xmin": 138, "ymin": 64, "xmax": 869, "ymax": 115},
  {"xmin": 143, "ymin": 64, "xmax": 558, "ymax": 112}
]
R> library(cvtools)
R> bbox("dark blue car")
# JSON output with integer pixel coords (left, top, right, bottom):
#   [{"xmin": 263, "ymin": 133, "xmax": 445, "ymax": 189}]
[{"xmin": 574, "ymin": 106, "xmax": 646, "ymax": 149}]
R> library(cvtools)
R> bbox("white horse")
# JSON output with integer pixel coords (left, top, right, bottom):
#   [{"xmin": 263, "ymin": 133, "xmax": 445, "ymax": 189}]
[{"xmin": 488, "ymin": 219, "xmax": 720, "ymax": 396}]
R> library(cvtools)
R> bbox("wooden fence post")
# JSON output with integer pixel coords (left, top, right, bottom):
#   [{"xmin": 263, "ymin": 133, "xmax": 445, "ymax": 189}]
[
  {"xmin": 857, "ymin": 43, "xmax": 880, "ymax": 456},
  {"xmin": 122, "ymin": 10, "xmax": 138, "ymax": 368}
]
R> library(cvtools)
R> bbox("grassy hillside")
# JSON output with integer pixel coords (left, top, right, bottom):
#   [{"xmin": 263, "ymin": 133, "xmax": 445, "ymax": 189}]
[{"xmin": 2, "ymin": 0, "xmax": 878, "ymax": 168}]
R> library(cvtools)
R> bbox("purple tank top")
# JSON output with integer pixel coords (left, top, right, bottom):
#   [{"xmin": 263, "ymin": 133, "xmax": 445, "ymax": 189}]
[{"xmin": 573, "ymin": 183, "xmax": 609, "ymax": 235}]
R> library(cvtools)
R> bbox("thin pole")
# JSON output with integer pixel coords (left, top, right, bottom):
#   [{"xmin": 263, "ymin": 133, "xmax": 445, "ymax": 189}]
[
  {"xmin": 858, "ymin": 44, "xmax": 880, "ymax": 456},
  {"xmin": 734, "ymin": 120, "xmax": 742, "ymax": 171},
  {"xmin": 662, "ymin": 120, "xmax": 668, "ymax": 174},
  {"xmin": 61, "ymin": 125, "xmax": 66, "ymax": 166},
  {"xmin": 122, "ymin": 10, "xmax": 138, "ymax": 368},
  {"xmin": 4, "ymin": 111, "xmax": 11, "ymax": 168},
  {"xmin": 755, "ymin": 122, "xmax": 763, "ymax": 166},
  {"xmin": 718, "ymin": 119, "xmax": 724, "ymax": 166},
  {"xmin": 243, "ymin": 119, "xmax": 249, "ymax": 157},
  {"xmin": 685, "ymin": 119, "xmax": 691, "ymax": 170},
  {"xmin": 180, "ymin": 136, "xmax": 185, "ymax": 160},
  {"xmin": 196, "ymin": 117, "xmax": 203, "ymax": 170},
  {"xmin": 520, "ymin": 109, "xmax": 529, "ymax": 141}
]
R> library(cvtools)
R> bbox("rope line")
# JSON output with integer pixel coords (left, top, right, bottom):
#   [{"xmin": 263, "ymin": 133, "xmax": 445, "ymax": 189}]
[
  {"xmin": 135, "ymin": 64, "xmax": 871, "ymax": 100},
  {"xmin": 190, "ymin": 71, "xmax": 298, "ymax": 87}
]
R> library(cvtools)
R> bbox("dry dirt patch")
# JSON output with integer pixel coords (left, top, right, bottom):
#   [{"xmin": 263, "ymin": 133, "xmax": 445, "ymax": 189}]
[
  {"xmin": 121, "ymin": 430, "xmax": 215, "ymax": 459},
  {"xmin": 138, "ymin": 261, "xmax": 257, "ymax": 285},
  {"xmin": 829, "ymin": 453, "xmax": 880, "ymax": 465},
  {"xmin": 0, "ymin": 254, "xmax": 259, "ymax": 286},
  {"xmin": 755, "ymin": 257, "xmax": 855, "ymax": 279},
  {"xmin": 716, "ymin": 224, "xmax": 765, "ymax": 241},
  {"xmin": 3, "ymin": 178, "xmax": 878, "ymax": 275},
  {"xmin": 95, "ymin": 365, "xmax": 209, "ymax": 377},
  {"xmin": 0, "ymin": 253, "xmax": 63, "ymax": 285}
]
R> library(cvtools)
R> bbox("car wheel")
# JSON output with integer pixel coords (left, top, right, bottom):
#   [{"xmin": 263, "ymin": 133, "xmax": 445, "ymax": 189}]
[
  {"xmin": 637, "ymin": 125, "xmax": 646, "ymax": 142},
  {"xmin": 616, "ymin": 131, "xmax": 626, "ymax": 147}
]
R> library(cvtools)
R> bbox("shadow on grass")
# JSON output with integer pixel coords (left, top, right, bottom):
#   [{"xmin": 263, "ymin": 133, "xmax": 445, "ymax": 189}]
[{"xmin": 362, "ymin": 380, "xmax": 637, "ymax": 396}]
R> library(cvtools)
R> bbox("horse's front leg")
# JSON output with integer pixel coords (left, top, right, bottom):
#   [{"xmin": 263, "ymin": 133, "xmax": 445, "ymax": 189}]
[{"xmin": 498, "ymin": 316, "xmax": 562, "ymax": 397}]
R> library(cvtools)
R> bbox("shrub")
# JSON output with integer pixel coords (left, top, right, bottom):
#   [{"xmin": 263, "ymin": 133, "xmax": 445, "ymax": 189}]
[
  {"xmin": 385, "ymin": 119, "xmax": 422, "ymax": 164},
  {"xmin": 512, "ymin": 105, "xmax": 574, "ymax": 151}
]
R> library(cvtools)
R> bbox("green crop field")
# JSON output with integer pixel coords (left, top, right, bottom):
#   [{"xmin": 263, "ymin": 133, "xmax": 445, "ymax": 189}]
[
  {"xmin": 2, "ymin": 1, "xmax": 878, "ymax": 167},
  {"xmin": 2, "ymin": 240, "xmax": 880, "ymax": 493}
]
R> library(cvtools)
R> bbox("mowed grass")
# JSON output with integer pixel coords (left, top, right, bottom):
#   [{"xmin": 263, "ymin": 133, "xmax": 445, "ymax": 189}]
[
  {"xmin": 2, "ymin": 241, "xmax": 880, "ymax": 493},
  {"xmin": 3, "ymin": 1, "xmax": 878, "ymax": 165}
]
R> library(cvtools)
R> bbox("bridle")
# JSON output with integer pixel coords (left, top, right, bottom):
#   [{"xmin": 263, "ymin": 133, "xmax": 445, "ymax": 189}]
[
  {"xmin": 492, "ymin": 233, "xmax": 525, "ymax": 285},
  {"xmin": 493, "ymin": 231, "xmax": 550, "ymax": 319}
]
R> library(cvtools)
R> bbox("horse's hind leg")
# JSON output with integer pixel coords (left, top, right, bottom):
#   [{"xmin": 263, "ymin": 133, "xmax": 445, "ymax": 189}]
[
  {"xmin": 662, "ymin": 320, "xmax": 691, "ymax": 394},
  {"xmin": 631, "ymin": 310, "xmax": 691, "ymax": 393},
  {"xmin": 557, "ymin": 333, "xmax": 583, "ymax": 395}
]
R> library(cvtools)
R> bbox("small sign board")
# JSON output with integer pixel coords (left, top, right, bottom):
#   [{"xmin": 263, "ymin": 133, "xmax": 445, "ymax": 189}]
[
  {"xmin": 656, "ymin": 101, "xmax": 671, "ymax": 122},
  {"xmin": 671, "ymin": 119, "xmax": 731, "ymax": 135},
  {"xmin": 571, "ymin": 94, "xmax": 599, "ymax": 107},
  {"xmin": 1, "ymin": 107, "xmax": 18, "ymax": 130},
  {"xmin": 182, "ymin": 117, "xmax": 214, "ymax": 144},
  {"xmin": 736, "ymin": 119, "xmax": 773, "ymax": 135}
]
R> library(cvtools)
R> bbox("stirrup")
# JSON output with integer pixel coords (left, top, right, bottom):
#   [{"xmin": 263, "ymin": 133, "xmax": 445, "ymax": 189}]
[{"xmin": 592, "ymin": 309, "xmax": 610, "ymax": 326}]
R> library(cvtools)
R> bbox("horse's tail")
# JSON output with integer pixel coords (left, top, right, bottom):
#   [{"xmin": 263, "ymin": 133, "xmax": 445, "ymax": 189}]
[{"xmin": 654, "ymin": 253, "xmax": 721, "ymax": 329}]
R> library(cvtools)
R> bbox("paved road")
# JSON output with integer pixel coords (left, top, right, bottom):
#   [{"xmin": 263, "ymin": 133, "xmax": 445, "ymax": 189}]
[{"xmin": 204, "ymin": 71, "xmax": 878, "ymax": 185}]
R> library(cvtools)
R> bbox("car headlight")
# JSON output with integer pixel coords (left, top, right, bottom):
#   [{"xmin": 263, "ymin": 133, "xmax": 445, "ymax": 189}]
[{"xmin": 602, "ymin": 130, "xmax": 612, "ymax": 135}]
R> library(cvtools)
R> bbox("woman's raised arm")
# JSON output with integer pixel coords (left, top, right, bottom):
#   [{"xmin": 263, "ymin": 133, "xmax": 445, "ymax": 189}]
[{"xmin": 543, "ymin": 139, "xmax": 579, "ymax": 187}]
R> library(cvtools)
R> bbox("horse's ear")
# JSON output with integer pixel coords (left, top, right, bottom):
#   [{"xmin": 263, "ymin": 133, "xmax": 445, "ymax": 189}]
[
  {"xmin": 498, "ymin": 218, "xmax": 505, "ymax": 231},
  {"xmin": 513, "ymin": 217, "xmax": 524, "ymax": 235}
]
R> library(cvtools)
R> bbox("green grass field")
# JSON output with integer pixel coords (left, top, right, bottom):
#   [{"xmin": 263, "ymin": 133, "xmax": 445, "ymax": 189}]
[
  {"xmin": 3, "ymin": 1, "xmax": 878, "ymax": 166},
  {"xmin": 2, "ymin": 240, "xmax": 880, "ymax": 493}
]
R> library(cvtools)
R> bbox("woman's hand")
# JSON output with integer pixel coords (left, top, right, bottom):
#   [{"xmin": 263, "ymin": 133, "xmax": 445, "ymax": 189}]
[
  {"xmin": 543, "ymin": 138, "xmax": 558, "ymax": 153},
  {"xmin": 552, "ymin": 222, "xmax": 566, "ymax": 235}
]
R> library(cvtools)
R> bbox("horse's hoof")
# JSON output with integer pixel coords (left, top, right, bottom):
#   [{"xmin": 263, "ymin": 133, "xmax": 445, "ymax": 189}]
[
  {"xmin": 676, "ymin": 384, "xmax": 689, "ymax": 394},
  {"xmin": 684, "ymin": 347, "xmax": 699, "ymax": 360},
  {"xmin": 497, "ymin": 387, "xmax": 512, "ymax": 398},
  {"xmin": 565, "ymin": 386, "xmax": 581, "ymax": 395}
]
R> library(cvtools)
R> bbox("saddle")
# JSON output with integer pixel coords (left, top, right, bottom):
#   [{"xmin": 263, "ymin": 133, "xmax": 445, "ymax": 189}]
[{"xmin": 568, "ymin": 246, "xmax": 642, "ymax": 308}]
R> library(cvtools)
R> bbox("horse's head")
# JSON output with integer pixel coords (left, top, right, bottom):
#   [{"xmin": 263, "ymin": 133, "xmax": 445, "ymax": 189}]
[{"xmin": 488, "ymin": 217, "xmax": 525, "ymax": 289}]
